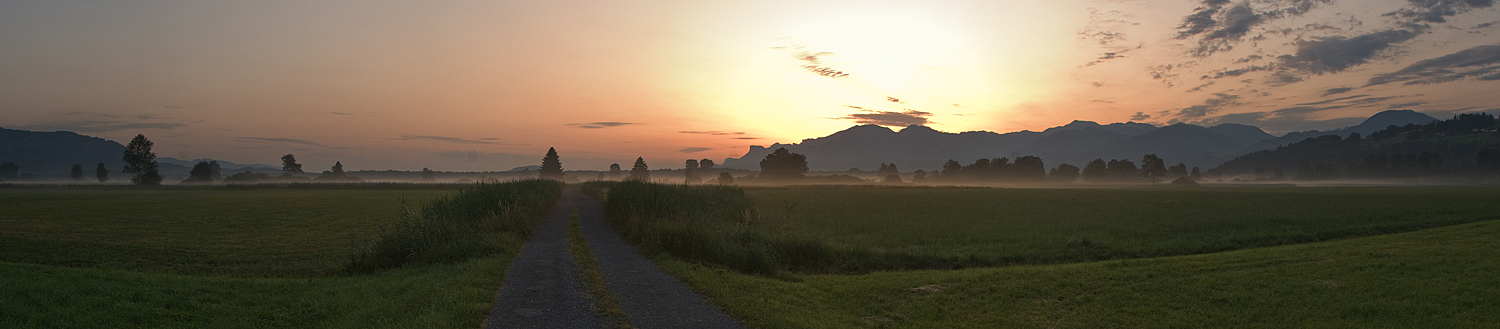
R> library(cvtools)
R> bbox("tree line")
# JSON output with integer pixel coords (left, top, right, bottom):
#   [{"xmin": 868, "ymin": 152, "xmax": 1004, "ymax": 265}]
[{"xmin": 1217, "ymin": 113, "xmax": 1500, "ymax": 181}]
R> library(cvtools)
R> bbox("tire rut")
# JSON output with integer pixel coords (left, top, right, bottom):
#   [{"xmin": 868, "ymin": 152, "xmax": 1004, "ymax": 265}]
[{"xmin": 572, "ymin": 190, "xmax": 748, "ymax": 329}]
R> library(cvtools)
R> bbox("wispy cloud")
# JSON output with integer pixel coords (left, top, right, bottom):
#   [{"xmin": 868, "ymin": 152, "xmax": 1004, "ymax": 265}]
[
  {"xmin": 1167, "ymin": 93, "xmax": 1240, "ymax": 123},
  {"xmin": 15, "ymin": 120, "xmax": 200, "ymax": 133},
  {"xmin": 1365, "ymin": 44, "xmax": 1500, "ymax": 86},
  {"xmin": 679, "ymin": 147, "xmax": 712, "ymax": 153},
  {"xmin": 776, "ymin": 44, "xmax": 851, "ymax": 79},
  {"xmin": 237, "ymin": 137, "xmax": 347, "ymax": 149},
  {"xmin": 678, "ymin": 131, "xmax": 746, "ymax": 135},
  {"xmin": 325, "ymin": 111, "xmax": 375, "ymax": 116},
  {"xmin": 1322, "ymin": 87, "xmax": 1354, "ymax": 96},
  {"xmin": 1386, "ymin": 100, "xmax": 1428, "ymax": 109},
  {"xmin": 392, "ymin": 135, "xmax": 496, "ymax": 144},
  {"xmin": 1296, "ymin": 94, "xmax": 1369, "ymax": 106},
  {"xmin": 566, "ymin": 122, "xmax": 638, "ymax": 129},
  {"xmin": 837, "ymin": 109, "xmax": 933, "ymax": 127}
]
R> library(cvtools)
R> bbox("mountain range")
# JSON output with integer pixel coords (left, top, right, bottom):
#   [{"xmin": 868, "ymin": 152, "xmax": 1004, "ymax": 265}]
[
  {"xmin": 0, "ymin": 127, "xmax": 278, "ymax": 177},
  {"xmin": 721, "ymin": 110, "xmax": 1441, "ymax": 171},
  {"xmin": 0, "ymin": 110, "xmax": 1446, "ymax": 176}
]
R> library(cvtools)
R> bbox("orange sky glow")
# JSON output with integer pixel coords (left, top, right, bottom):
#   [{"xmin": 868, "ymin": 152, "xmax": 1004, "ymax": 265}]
[{"xmin": 3, "ymin": 0, "xmax": 1497, "ymax": 171}]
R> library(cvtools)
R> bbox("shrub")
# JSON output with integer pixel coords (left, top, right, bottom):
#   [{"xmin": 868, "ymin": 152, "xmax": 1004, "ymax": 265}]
[
  {"xmin": 345, "ymin": 179, "xmax": 562, "ymax": 273},
  {"xmin": 1171, "ymin": 177, "xmax": 1199, "ymax": 186}
]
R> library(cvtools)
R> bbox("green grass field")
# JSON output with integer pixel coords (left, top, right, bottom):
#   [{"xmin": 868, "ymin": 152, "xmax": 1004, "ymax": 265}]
[
  {"xmin": 661, "ymin": 219, "xmax": 1500, "ymax": 328},
  {"xmin": 588, "ymin": 183, "xmax": 1500, "ymax": 327},
  {"xmin": 0, "ymin": 184, "xmax": 554, "ymax": 328},
  {"xmin": 741, "ymin": 186, "xmax": 1500, "ymax": 270},
  {"xmin": 0, "ymin": 188, "xmax": 455, "ymax": 277}
]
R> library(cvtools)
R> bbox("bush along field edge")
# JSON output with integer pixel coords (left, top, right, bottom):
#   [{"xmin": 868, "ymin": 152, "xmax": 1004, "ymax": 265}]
[{"xmin": 345, "ymin": 179, "xmax": 563, "ymax": 273}]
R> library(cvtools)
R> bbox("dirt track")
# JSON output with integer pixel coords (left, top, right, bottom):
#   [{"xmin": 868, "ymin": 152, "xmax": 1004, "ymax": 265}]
[{"xmin": 485, "ymin": 190, "xmax": 745, "ymax": 329}]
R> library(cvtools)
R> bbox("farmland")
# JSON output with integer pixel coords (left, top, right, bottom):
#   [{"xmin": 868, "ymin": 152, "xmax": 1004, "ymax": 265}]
[
  {"xmin": 740, "ymin": 186, "xmax": 1500, "ymax": 269},
  {"xmin": 0, "ymin": 183, "xmax": 556, "ymax": 328},
  {"xmin": 589, "ymin": 183, "xmax": 1500, "ymax": 328}
]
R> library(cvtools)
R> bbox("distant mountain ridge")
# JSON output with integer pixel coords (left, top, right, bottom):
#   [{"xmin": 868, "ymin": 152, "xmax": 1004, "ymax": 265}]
[
  {"xmin": 0, "ymin": 127, "xmax": 278, "ymax": 177},
  {"xmin": 722, "ymin": 110, "xmax": 1440, "ymax": 171},
  {"xmin": 1236, "ymin": 110, "xmax": 1439, "ymax": 154},
  {"xmin": 0, "ymin": 127, "xmax": 127, "ymax": 175}
]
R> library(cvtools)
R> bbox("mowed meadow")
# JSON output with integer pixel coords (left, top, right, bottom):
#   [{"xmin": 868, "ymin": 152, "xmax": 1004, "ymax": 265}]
[
  {"xmin": 0, "ymin": 182, "xmax": 561, "ymax": 328},
  {"xmin": 588, "ymin": 182, "xmax": 1500, "ymax": 328}
]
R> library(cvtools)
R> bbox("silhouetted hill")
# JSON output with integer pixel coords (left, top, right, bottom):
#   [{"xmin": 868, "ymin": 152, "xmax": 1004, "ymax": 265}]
[
  {"xmin": 1207, "ymin": 123, "xmax": 1275, "ymax": 145},
  {"xmin": 1216, "ymin": 113, "xmax": 1499, "ymax": 178},
  {"xmin": 723, "ymin": 111, "xmax": 1447, "ymax": 172},
  {"xmin": 723, "ymin": 121, "xmax": 1261, "ymax": 171},
  {"xmin": 0, "ymin": 128, "xmax": 126, "ymax": 175},
  {"xmin": 1238, "ymin": 110, "xmax": 1439, "ymax": 154}
]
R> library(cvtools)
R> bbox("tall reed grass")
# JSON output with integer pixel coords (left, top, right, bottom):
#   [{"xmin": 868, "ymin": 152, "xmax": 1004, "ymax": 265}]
[
  {"xmin": 584, "ymin": 181, "xmax": 941, "ymax": 276},
  {"xmin": 345, "ymin": 179, "xmax": 562, "ymax": 273},
  {"xmin": 584, "ymin": 182, "xmax": 1141, "ymax": 276}
]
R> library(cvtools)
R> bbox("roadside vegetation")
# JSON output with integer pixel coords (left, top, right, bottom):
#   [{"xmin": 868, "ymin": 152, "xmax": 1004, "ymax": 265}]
[{"xmin": 345, "ymin": 179, "xmax": 562, "ymax": 273}]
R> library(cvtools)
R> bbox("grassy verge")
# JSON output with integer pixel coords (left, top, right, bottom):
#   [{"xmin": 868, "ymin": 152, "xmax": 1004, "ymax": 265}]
[
  {"xmin": 566, "ymin": 210, "xmax": 634, "ymax": 329},
  {"xmin": 660, "ymin": 219, "xmax": 1500, "ymax": 328},
  {"xmin": 346, "ymin": 179, "xmax": 562, "ymax": 273}
]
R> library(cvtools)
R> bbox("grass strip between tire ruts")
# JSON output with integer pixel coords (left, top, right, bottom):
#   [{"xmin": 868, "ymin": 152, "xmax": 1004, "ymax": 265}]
[{"xmin": 567, "ymin": 210, "xmax": 635, "ymax": 329}]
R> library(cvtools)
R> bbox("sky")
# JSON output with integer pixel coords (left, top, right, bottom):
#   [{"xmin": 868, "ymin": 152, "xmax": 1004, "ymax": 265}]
[{"xmin": 2, "ymin": 0, "xmax": 1497, "ymax": 171}]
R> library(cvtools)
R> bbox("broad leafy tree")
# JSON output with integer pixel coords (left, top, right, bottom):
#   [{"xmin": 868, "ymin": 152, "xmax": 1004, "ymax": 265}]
[
  {"xmin": 70, "ymin": 164, "xmax": 85, "ymax": 181},
  {"xmin": 281, "ymin": 154, "xmax": 304, "ymax": 176},
  {"xmin": 122, "ymin": 134, "xmax": 162, "ymax": 185},
  {"xmin": 684, "ymin": 159, "xmax": 701, "ymax": 184},
  {"xmin": 1049, "ymin": 163, "xmax": 1080, "ymax": 183},
  {"xmin": 315, "ymin": 161, "xmax": 362, "ymax": 182},
  {"xmin": 883, "ymin": 173, "xmax": 902, "ymax": 183},
  {"xmin": 421, "ymin": 168, "xmax": 436, "ymax": 182},
  {"xmin": 609, "ymin": 163, "xmax": 623, "ymax": 180},
  {"xmin": 629, "ymin": 157, "xmax": 651, "ymax": 181},
  {"xmin": 184, "ymin": 161, "xmax": 221, "ymax": 183},
  {"xmin": 95, "ymin": 163, "xmax": 109, "ymax": 182},
  {"xmin": 759, "ymin": 148, "xmax": 808, "ymax": 181},
  {"xmin": 1107, "ymin": 159, "xmax": 1138, "ymax": 181},
  {"xmin": 540, "ymin": 147, "xmax": 564, "ymax": 180},
  {"xmin": 1012, "ymin": 156, "xmax": 1046, "ymax": 181},
  {"xmin": 717, "ymin": 171, "xmax": 734, "ymax": 185},
  {"xmin": 1140, "ymin": 154, "xmax": 1166, "ymax": 184},
  {"xmin": 1167, "ymin": 163, "xmax": 1188, "ymax": 178},
  {"xmin": 940, "ymin": 160, "xmax": 963, "ymax": 181},
  {"xmin": 1081, "ymin": 159, "xmax": 1108, "ymax": 182},
  {"xmin": 698, "ymin": 159, "xmax": 716, "ymax": 169}
]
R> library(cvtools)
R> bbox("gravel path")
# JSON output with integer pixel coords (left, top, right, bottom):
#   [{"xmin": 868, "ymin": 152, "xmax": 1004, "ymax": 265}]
[
  {"xmin": 483, "ymin": 191, "xmax": 610, "ymax": 329},
  {"xmin": 573, "ymin": 190, "xmax": 749, "ymax": 329}
]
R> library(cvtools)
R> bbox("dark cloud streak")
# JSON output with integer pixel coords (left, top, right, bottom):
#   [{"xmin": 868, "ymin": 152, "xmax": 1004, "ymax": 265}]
[
  {"xmin": 237, "ymin": 137, "xmax": 347, "ymax": 149},
  {"xmin": 393, "ymin": 135, "xmax": 497, "ymax": 144},
  {"xmin": 1366, "ymin": 44, "xmax": 1500, "ymax": 86},
  {"xmin": 838, "ymin": 110, "xmax": 933, "ymax": 127}
]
